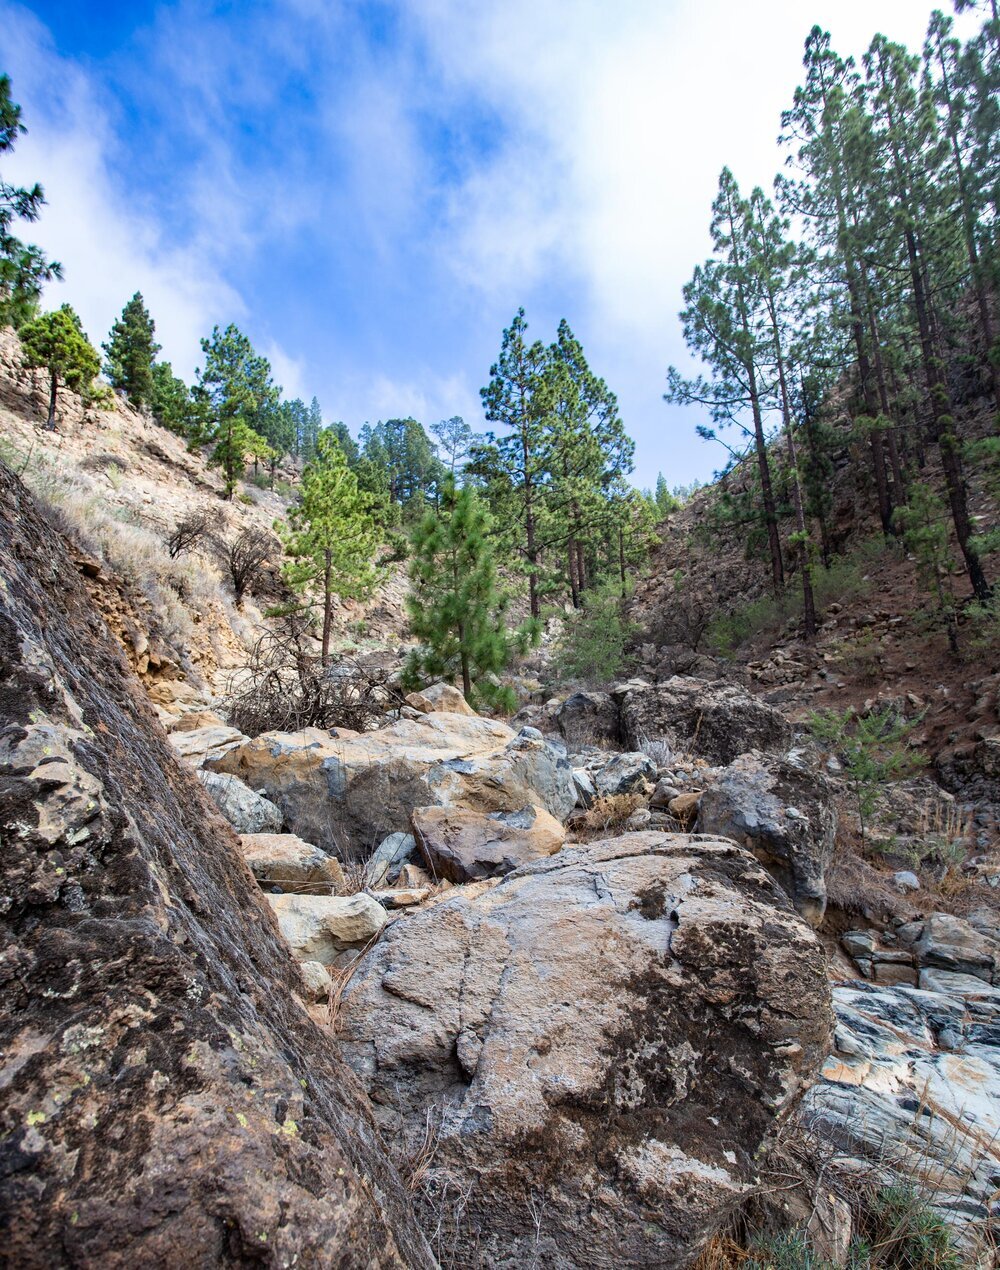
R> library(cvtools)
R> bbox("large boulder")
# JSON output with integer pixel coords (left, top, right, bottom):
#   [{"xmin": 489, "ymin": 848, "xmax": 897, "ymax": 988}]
[
  {"xmin": 210, "ymin": 715, "xmax": 576, "ymax": 855},
  {"xmin": 901, "ymin": 912, "xmax": 999, "ymax": 984},
  {"xmin": 338, "ymin": 832, "xmax": 832, "ymax": 1268},
  {"xmin": 695, "ymin": 751, "xmax": 837, "ymax": 926},
  {"xmin": 239, "ymin": 832, "xmax": 347, "ymax": 894},
  {"xmin": 197, "ymin": 768, "xmax": 283, "ymax": 834},
  {"xmin": 0, "ymin": 461, "xmax": 433, "ymax": 1268},
  {"xmin": 557, "ymin": 690, "xmax": 620, "ymax": 748},
  {"xmin": 412, "ymin": 803, "xmax": 565, "ymax": 883},
  {"xmin": 615, "ymin": 676, "xmax": 792, "ymax": 765}
]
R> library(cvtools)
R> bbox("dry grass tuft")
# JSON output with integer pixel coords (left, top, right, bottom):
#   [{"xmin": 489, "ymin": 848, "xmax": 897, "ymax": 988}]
[{"xmin": 573, "ymin": 792, "xmax": 647, "ymax": 839}]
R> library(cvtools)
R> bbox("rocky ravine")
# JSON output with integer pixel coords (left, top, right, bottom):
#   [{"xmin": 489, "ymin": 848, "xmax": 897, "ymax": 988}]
[{"xmin": 4, "ymin": 450, "xmax": 999, "ymax": 1265}]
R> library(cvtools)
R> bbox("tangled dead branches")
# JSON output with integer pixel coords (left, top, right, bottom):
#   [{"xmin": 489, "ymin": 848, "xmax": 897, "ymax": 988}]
[{"xmin": 226, "ymin": 619, "xmax": 404, "ymax": 737}]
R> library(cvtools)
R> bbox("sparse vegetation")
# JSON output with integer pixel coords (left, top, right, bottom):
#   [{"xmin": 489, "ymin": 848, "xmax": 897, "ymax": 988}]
[{"xmin": 809, "ymin": 707, "xmax": 927, "ymax": 845}]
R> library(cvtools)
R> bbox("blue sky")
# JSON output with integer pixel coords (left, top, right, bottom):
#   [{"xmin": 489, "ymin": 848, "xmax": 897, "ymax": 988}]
[{"xmin": 2, "ymin": 0, "xmax": 971, "ymax": 488}]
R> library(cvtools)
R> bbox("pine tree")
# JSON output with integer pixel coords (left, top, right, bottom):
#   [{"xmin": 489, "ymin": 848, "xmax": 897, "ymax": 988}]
[
  {"xmin": 431, "ymin": 415, "xmax": 473, "ymax": 474},
  {"xmin": 480, "ymin": 309, "xmax": 549, "ymax": 618},
  {"xmin": 861, "ymin": 33, "xmax": 990, "ymax": 601},
  {"xmin": 403, "ymin": 476, "xmax": 536, "ymax": 708},
  {"xmin": 150, "ymin": 361, "xmax": 195, "ymax": 434},
  {"xmin": 197, "ymin": 324, "xmax": 279, "ymax": 498},
  {"xmin": 277, "ymin": 432, "xmax": 380, "ymax": 664},
  {"xmin": 102, "ymin": 292, "xmax": 160, "ymax": 407},
  {"xmin": 19, "ymin": 305, "xmax": 100, "ymax": 429},
  {"xmin": 0, "ymin": 75, "xmax": 62, "ymax": 328},
  {"xmin": 666, "ymin": 168, "xmax": 785, "ymax": 594}
]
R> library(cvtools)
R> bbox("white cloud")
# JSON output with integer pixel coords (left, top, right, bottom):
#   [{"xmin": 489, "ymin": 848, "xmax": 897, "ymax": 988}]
[{"xmin": 0, "ymin": 4, "xmax": 288, "ymax": 381}]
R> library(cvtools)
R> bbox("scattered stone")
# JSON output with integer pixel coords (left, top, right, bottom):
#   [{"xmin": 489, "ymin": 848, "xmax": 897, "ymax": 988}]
[
  {"xmin": 412, "ymin": 803, "xmax": 565, "ymax": 883},
  {"xmin": 267, "ymin": 892, "xmax": 388, "ymax": 965},
  {"xmin": 398, "ymin": 862, "xmax": 433, "ymax": 888},
  {"xmin": 571, "ymin": 766, "xmax": 597, "ymax": 808},
  {"xmin": 364, "ymin": 831, "xmax": 417, "ymax": 888},
  {"xmin": 893, "ymin": 870, "xmax": 921, "ymax": 892},
  {"xmin": 650, "ymin": 777, "xmax": 681, "ymax": 808},
  {"xmin": 593, "ymin": 750, "xmax": 656, "ymax": 796},
  {"xmin": 668, "ymin": 790, "xmax": 702, "ymax": 821},
  {"xmin": 299, "ymin": 959, "xmax": 335, "ymax": 1001},
  {"xmin": 239, "ymin": 832, "xmax": 346, "ymax": 894}
]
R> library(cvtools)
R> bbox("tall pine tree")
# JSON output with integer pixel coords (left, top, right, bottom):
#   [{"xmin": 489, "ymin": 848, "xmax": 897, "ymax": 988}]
[
  {"xmin": 102, "ymin": 292, "xmax": 160, "ymax": 408},
  {"xmin": 403, "ymin": 476, "xmax": 536, "ymax": 708}
]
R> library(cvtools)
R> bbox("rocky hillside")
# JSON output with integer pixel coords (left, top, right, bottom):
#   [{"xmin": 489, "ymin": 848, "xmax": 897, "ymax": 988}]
[{"xmin": 0, "ymin": 327, "xmax": 410, "ymax": 701}]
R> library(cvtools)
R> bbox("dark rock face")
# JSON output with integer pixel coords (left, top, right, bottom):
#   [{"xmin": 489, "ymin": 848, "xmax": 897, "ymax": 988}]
[
  {"xmin": 0, "ymin": 462, "xmax": 433, "ymax": 1269},
  {"xmin": 696, "ymin": 751, "xmax": 837, "ymax": 926},
  {"xmin": 616, "ymin": 677, "xmax": 792, "ymax": 766},
  {"xmin": 557, "ymin": 690, "xmax": 621, "ymax": 748},
  {"xmin": 339, "ymin": 832, "xmax": 832, "ymax": 1269}
]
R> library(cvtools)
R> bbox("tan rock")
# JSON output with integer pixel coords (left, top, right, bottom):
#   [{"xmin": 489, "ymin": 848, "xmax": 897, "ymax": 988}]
[
  {"xmin": 398, "ymin": 862, "xmax": 433, "ymax": 888},
  {"xmin": 412, "ymin": 803, "xmax": 566, "ymax": 883},
  {"xmin": 168, "ymin": 724, "xmax": 246, "ymax": 767},
  {"xmin": 371, "ymin": 887, "xmax": 431, "ymax": 908},
  {"xmin": 239, "ymin": 832, "xmax": 346, "ymax": 894},
  {"xmin": 668, "ymin": 790, "xmax": 702, "ymax": 820},
  {"xmin": 169, "ymin": 709, "xmax": 226, "ymax": 733},
  {"xmin": 405, "ymin": 681, "xmax": 477, "ymax": 716},
  {"xmin": 268, "ymin": 892, "xmax": 387, "ymax": 965},
  {"xmin": 299, "ymin": 959, "xmax": 335, "ymax": 1000}
]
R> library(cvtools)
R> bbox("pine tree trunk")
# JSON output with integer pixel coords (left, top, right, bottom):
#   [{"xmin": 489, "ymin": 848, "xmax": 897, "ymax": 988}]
[
  {"xmin": 748, "ymin": 381, "xmax": 785, "ymax": 594},
  {"xmin": 567, "ymin": 539, "xmax": 580, "ymax": 609},
  {"xmin": 321, "ymin": 553, "xmax": 333, "ymax": 666},
  {"xmin": 522, "ymin": 433, "xmax": 540, "ymax": 619},
  {"xmin": 618, "ymin": 527, "xmax": 627, "ymax": 599},
  {"xmin": 905, "ymin": 225, "xmax": 991, "ymax": 602},
  {"xmin": 46, "ymin": 374, "xmax": 57, "ymax": 430}
]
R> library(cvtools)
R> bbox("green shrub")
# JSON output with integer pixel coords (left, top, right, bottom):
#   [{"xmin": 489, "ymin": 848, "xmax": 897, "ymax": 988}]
[
  {"xmin": 553, "ymin": 584, "xmax": 638, "ymax": 685},
  {"xmin": 809, "ymin": 707, "xmax": 927, "ymax": 844},
  {"xmin": 705, "ymin": 592, "xmax": 792, "ymax": 657}
]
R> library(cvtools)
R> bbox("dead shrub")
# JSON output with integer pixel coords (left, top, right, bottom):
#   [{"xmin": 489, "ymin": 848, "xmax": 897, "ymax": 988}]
[
  {"xmin": 225, "ymin": 619, "xmax": 404, "ymax": 737},
  {"xmin": 226, "ymin": 526, "xmax": 276, "ymax": 607},
  {"xmin": 167, "ymin": 510, "xmax": 213, "ymax": 559}
]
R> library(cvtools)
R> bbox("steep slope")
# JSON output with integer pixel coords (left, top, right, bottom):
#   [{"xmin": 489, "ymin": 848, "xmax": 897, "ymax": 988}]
[
  {"xmin": 0, "ymin": 328, "xmax": 410, "ymax": 707},
  {"xmin": 0, "ymin": 456, "xmax": 434, "ymax": 1267}
]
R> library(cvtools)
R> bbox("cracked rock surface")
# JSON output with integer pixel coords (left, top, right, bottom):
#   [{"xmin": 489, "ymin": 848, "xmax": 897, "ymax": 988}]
[{"xmin": 338, "ymin": 831, "xmax": 832, "ymax": 1268}]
